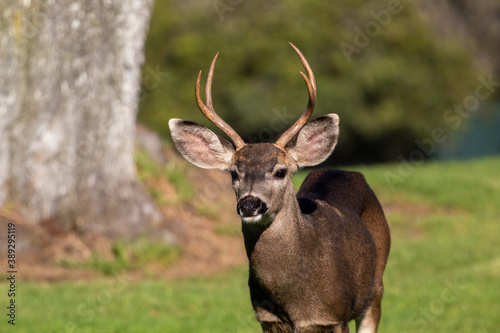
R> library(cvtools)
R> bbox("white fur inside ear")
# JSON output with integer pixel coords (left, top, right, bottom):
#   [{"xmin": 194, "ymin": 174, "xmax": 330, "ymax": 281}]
[
  {"xmin": 288, "ymin": 114, "xmax": 339, "ymax": 168},
  {"xmin": 169, "ymin": 118, "xmax": 235, "ymax": 169}
]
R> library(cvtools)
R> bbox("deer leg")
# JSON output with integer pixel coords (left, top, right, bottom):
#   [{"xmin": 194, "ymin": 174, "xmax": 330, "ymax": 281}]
[
  {"xmin": 254, "ymin": 303, "xmax": 292, "ymax": 333},
  {"xmin": 355, "ymin": 290, "xmax": 383, "ymax": 333}
]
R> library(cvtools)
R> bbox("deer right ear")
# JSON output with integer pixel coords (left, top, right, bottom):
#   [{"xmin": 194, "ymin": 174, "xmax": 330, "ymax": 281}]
[{"xmin": 169, "ymin": 119, "xmax": 235, "ymax": 170}]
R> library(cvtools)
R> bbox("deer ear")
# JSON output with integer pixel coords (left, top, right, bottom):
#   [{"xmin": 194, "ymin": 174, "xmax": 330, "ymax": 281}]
[
  {"xmin": 286, "ymin": 114, "xmax": 339, "ymax": 168},
  {"xmin": 169, "ymin": 119, "xmax": 235, "ymax": 170}
]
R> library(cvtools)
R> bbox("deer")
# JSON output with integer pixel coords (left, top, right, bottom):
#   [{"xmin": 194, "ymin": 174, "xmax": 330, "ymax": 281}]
[{"xmin": 169, "ymin": 43, "xmax": 391, "ymax": 333}]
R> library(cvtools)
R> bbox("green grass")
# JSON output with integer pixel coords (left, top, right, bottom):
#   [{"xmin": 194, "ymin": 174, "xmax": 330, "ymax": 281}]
[
  {"xmin": 347, "ymin": 157, "xmax": 500, "ymax": 332},
  {"xmin": 351, "ymin": 156, "xmax": 500, "ymax": 215},
  {"xmin": 2, "ymin": 157, "xmax": 499, "ymax": 332},
  {"xmin": 5, "ymin": 267, "xmax": 259, "ymax": 333}
]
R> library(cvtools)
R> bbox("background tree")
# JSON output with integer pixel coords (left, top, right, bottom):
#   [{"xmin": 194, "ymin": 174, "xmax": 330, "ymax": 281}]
[
  {"xmin": 416, "ymin": 0, "xmax": 500, "ymax": 160},
  {"xmin": 0, "ymin": 0, "xmax": 161, "ymax": 236},
  {"xmin": 139, "ymin": 0, "xmax": 482, "ymax": 164},
  {"xmin": 418, "ymin": 0, "xmax": 500, "ymax": 79}
]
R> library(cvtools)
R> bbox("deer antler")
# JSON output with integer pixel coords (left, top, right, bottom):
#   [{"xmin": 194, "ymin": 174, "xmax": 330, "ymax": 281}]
[
  {"xmin": 274, "ymin": 43, "xmax": 317, "ymax": 149},
  {"xmin": 195, "ymin": 53, "xmax": 246, "ymax": 150}
]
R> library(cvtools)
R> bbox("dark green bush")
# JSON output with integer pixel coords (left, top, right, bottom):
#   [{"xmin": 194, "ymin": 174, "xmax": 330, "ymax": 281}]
[{"xmin": 139, "ymin": 0, "xmax": 478, "ymax": 164}]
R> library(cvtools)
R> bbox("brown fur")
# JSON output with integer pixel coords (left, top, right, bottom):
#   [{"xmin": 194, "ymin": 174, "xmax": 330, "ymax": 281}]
[
  {"xmin": 169, "ymin": 119, "xmax": 390, "ymax": 333},
  {"xmin": 240, "ymin": 160, "xmax": 390, "ymax": 332}
]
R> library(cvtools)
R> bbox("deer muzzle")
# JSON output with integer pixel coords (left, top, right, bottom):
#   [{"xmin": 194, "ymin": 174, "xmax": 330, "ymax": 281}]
[{"xmin": 237, "ymin": 195, "xmax": 268, "ymax": 223}]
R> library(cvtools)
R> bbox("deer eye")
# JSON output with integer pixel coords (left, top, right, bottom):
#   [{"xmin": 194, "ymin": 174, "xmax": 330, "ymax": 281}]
[
  {"xmin": 274, "ymin": 169, "xmax": 287, "ymax": 179},
  {"xmin": 230, "ymin": 170, "xmax": 239, "ymax": 180}
]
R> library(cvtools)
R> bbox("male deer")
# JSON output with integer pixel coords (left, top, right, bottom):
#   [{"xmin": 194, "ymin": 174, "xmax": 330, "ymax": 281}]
[{"xmin": 169, "ymin": 43, "xmax": 391, "ymax": 333}]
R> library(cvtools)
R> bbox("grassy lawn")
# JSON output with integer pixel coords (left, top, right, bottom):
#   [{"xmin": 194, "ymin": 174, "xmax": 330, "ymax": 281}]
[
  {"xmin": 7, "ymin": 267, "xmax": 259, "ymax": 333},
  {"xmin": 2, "ymin": 157, "xmax": 499, "ymax": 332}
]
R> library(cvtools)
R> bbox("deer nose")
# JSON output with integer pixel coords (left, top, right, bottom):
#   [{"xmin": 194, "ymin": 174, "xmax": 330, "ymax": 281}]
[{"xmin": 237, "ymin": 195, "xmax": 268, "ymax": 218}]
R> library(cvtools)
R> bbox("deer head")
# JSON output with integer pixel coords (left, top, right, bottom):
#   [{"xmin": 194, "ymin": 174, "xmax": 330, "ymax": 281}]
[{"xmin": 169, "ymin": 43, "xmax": 339, "ymax": 224}]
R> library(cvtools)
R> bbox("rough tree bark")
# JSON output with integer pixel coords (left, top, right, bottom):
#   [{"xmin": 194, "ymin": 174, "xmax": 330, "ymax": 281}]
[{"xmin": 0, "ymin": 0, "xmax": 161, "ymax": 237}]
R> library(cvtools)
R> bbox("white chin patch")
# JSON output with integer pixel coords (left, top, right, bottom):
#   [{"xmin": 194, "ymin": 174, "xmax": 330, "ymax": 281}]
[{"xmin": 241, "ymin": 214, "xmax": 263, "ymax": 223}]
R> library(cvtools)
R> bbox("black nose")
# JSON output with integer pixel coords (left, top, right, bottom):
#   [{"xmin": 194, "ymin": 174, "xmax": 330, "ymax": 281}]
[{"xmin": 237, "ymin": 195, "xmax": 268, "ymax": 217}]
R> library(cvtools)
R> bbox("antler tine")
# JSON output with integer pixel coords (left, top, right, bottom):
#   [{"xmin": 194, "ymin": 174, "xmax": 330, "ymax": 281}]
[
  {"xmin": 195, "ymin": 53, "xmax": 246, "ymax": 150},
  {"xmin": 274, "ymin": 43, "xmax": 317, "ymax": 149},
  {"xmin": 205, "ymin": 52, "xmax": 217, "ymax": 110}
]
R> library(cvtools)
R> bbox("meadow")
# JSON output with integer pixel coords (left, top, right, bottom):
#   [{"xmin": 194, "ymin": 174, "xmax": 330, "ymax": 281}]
[{"xmin": 2, "ymin": 157, "xmax": 499, "ymax": 332}]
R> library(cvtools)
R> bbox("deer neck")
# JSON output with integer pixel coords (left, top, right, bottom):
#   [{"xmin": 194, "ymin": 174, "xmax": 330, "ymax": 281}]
[{"xmin": 241, "ymin": 182, "xmax": 301, "ymax": 260}]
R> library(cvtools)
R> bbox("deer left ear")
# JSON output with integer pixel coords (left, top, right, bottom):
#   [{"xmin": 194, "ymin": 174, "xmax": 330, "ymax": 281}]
[{"xmin": 286, "ymin": 114, "xmax": 339, "ymax": 168}]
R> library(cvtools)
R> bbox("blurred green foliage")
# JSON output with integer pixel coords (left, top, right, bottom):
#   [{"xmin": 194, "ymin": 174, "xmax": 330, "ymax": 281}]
[{"xmin": 138, "ymin": 0, "xmax": 478, "ymax": 163}]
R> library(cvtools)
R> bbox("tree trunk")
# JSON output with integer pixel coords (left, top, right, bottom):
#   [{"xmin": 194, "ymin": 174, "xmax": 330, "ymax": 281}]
[{"xmin": 0, "ymin": 0, "xmax": 161, "ymax": 237}]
